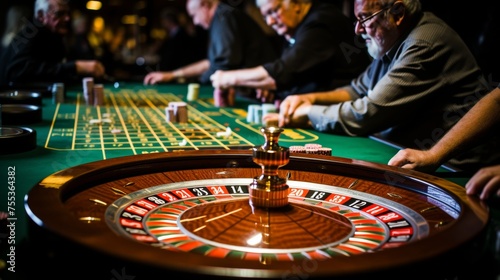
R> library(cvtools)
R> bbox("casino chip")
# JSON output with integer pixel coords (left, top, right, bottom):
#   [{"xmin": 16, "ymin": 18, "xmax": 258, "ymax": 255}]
[
  {"xmin": 0, "ymin": 104, "xmax": 42, "ymax": 125},
  {"xmin": 0, "ymin": 90, "xmax": 42, "ymax": 106},
  {"xmin": 0, "ymin": 126, "xmax": 37, "ymax": 154},
  {"xmin": 289, "ymin": 143, "xmax": 332, "ymax": 156}
]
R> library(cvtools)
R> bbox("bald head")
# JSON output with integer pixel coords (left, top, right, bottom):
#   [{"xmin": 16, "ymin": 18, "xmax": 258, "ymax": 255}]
[
  {"xmin": 35, "ymin": 0, "xmax": 71, "ymax": 35},
  {"xmin": 186, "ymin": 0, "xmax": 219, "ymax": 29}
]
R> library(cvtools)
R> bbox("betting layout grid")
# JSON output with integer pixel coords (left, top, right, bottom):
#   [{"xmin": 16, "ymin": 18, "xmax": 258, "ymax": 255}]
[
  {"xmin": 44, "ymin": 86, "xmax": 333, "ymax": 158},
  {"xmin": 44, "ymin": 87, "xmax": 254, "ymax": 157}
]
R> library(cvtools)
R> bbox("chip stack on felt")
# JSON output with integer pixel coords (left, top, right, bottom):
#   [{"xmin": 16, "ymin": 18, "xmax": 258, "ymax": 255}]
[{"xmin": 289, "ymin": 143, "xmax": 332, "ymax": 156}]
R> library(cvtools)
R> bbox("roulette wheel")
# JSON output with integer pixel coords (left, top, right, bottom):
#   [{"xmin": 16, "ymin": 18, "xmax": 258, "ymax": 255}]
[{"xmin": 25, "ymin": 127, "xmax": 488, "ymax": 279}]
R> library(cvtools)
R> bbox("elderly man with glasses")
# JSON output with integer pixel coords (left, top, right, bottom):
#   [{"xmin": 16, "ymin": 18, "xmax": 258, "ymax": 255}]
[
  {"xmin": 0, "ymin": 0, "xmax": 106, "ymax": 86},
  {"xmin": 261, "ymin": 0, "xmax": 498, "ymax": 173},
  {"xmin": 210, "ymin": 0, "xmax": 370, "ymax": 104}
]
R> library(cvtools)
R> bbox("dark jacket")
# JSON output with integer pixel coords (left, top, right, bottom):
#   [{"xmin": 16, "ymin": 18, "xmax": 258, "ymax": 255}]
[
  {"xmin": 0, "ymin": 19, "xmax": 77, "ymax": 86},
  {"xmin": 263, "ymin": 1, "xmax": 371, "ymax": 99},
  {"xmin": 200, "ymin": 2, "xmax": 278, "ymax": 84}
]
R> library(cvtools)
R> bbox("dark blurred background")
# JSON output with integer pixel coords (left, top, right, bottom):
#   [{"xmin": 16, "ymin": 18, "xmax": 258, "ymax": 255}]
[{"xmin": 1, "ymin": 0, "xmax": 499, "ymax": 83}]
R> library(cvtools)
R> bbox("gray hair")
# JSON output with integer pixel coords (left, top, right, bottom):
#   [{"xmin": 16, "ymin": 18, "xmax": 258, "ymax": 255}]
[
  {"xmin": 379, "ymin": 0, "xmax": 421, "ymax": 15},
  {"xmin": 34, "ymin": 0, "xmax": 51, "ymax": 15},
  {"xmin": 256, "ymin": 0, "xmax": 312, "ymax": 8},
  {"xmin": 34, "ymin": 0, "xmax": 70, "ymax": 15}
]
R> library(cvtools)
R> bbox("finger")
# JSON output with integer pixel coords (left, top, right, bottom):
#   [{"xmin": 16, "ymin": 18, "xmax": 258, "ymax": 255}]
[
  {"xmin": 148, "ymin": 75, "xmax": 158, "ymax": 85},
  {"xmin": 260, "ymin": 91, "xmax": 267, "ymax": 103},
  {"xmin": 288, "ymin": 99, "xmax": 302, "ymax": 116},
  {"xmin": 399, "ymin": 162, "xmax": 417, "ymax": 170},
  {"xmin": 465, "ymin": 173, "xmax": 489, "ymax": 197},
  {"xmin": 278, "ymin": 101, "xmax": 290, "ymax": 127},
  {"xmin": 211, "ymin": 74, "xmax": 222, "ymax": 87},
  {"xmin": 210, "ymin": 74, "xmax": 218, "ymax": 83},
  {"xmin": 283, "ymin": 101, "xmax": 294, "ymax": 121},
  {"xmin": 477, "ymin": 174, "xmax": 500, "ymax": 200},
  {"xmin": 210, "ymin": 76, "xmax": 220, "ymax": 89},
  {"xmin": 259, "ymin": 89, "xmax": 265, "ymax": 98},
  {"xmin": 260, "ymin": 90, "xmax": 269, "ymax": 103},
  {"xmin": 388, "ymin": 153, "xmax": 405, "ymax": 166}
]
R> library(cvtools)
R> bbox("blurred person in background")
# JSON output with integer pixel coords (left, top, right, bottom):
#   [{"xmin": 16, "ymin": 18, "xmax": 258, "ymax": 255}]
[
  {"xmin": 1, "ymin": 5, "xmax": 31, "ymax": 58},
  {"xmin": 143, "ymin": 0, "xmax": 278, "ymax": 97},
  {"xmin": 0, "ymin": 0, "xmax": 106, "ymax": 86},
  {"xmin": 210, "ymin": 0, "xmax": 371, "ymax": 104},
  {"xmin": 146, "ymin": 7, "xmax": 207, "ymax": 73}
]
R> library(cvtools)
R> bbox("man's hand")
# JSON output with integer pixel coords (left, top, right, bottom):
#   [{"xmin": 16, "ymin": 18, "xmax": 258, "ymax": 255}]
[
  {"xmin": 466, "ymin": 165, "xmax": 500, "ymax": 200},
  {"xmin": 143, "ymin": 72, "xmax": 175, "ymax": 85},
  {"xmin": 210, "ymin": 70, "xmax": 235, "ymax": 89},
  {"xmin": 256, "ymin": 89, "xmax": 275, "ymax": 103},
  {"xmin": 387, "ymin": 149, "xmax": 441, "ymax": 173},
  {"xmin": 261, "ymin": 96, "xmax": 312, "ymax": 128},
  {"xmin": 76, "ymin": 60, "xmax": 105, "ymax": 77},
  {"xmin": 278, "ymin": 94, "xmax": 315, "ymax": 127}
]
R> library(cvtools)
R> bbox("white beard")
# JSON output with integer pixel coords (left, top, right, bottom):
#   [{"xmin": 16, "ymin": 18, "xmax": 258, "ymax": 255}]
[
  {"xmin": 363, "ymin": 34, "xmax": 383, "ymax": 59},
  {"xmin": 366, "ymin": 39, "xmax": 383, "ymax": 59}
]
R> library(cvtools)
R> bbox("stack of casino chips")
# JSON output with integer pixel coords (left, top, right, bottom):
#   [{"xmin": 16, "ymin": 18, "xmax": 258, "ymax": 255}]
[
  {"xmin": 82, "ymin": 77, "xmax": 94, "ymax": 105},
  {"xmin": 82, "ymin": 77, "xmax": 104, "ymax": 106},
  {"xmin": 289, "ymin": 143, "xmax": 332, "ymax": 156},
  {"xmin": 93, "ymin": 84, "xmax": 104, "ymax": 106},
  {"xmin": 247, "ymin": 103, "xmax": 277, "ymax": 125},
  {"xmin": 187, "ymin": 83, "xmax": 199, "ymax": 101},
  {"xmin": 165, "ymin": 101, "xmax": 188, "ymax": 123},
  {"xmin": 213, "ymin": 88, "xmax": 235, "ymax": 107},
  {"xmin": 52, "ymin": 83, "xmax": 65, "ymax": 104}
]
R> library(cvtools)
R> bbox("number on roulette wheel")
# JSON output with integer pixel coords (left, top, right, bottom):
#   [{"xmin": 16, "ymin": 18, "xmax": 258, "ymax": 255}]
[{"xmin": 24, "ymin": 128, "xmax": 488, "ymax": 279}]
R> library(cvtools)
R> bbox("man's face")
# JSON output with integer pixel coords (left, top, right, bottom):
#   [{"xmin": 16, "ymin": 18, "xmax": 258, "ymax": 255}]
[
  {"xmin": 187, "ymin": 0, "xmax": 212, "ymax": 30},
  {"xmin": 353, "ymin": 0, "xmax": 398, "ymax": 59},
  {"xmin": 259, "ymin": 0, "xmax": 301, "ymax": 36},
  {"xmin": 38, "ymin": 0, "xmax": 71, "ymax": 35}
]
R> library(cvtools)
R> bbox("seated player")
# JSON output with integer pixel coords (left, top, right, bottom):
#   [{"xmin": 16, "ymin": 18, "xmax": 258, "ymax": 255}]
[
  {"xmin": 389, "ymin": 86, "xmax": 500, "ymax": 200},
  {"xmin": 209, "ymin": 0, "xmax": 371, "ymax": 103},
  {"xmin": 261, "ymin": 0, "xmax": 496, "ymax": 172},
  {"xmin": 0, "ymin": 0, "xmax": 106, "ymax": 87},
  {"xmin": 1, "ymin": 5, "xmax": 30, "ymax": 57},
  {"xmin": 145, "ymin": 7, "xmax": 207, "ymax": 73},
  {"xmin": 143, "ymin": 0, "xmax": 278, "ymax": 91}
]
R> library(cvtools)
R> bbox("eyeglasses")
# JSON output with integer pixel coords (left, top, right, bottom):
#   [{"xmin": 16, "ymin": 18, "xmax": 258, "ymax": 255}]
[
  {"xmin": 263, "ymin": 2, "xmax": 283, "ymax": 19},
  {"xmin": 354, "ymin": 5, "xmax": 391, "ymax": 28}
]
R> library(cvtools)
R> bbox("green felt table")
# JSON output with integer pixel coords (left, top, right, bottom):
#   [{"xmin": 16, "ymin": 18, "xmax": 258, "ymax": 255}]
[{"xmin": 0, "ymin": 82, "xmax": 498, "ymax": 279}]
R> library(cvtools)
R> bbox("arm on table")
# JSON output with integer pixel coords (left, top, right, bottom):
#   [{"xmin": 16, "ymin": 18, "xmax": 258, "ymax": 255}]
[
  {"xmin": 210, "ymin": 66, "xmax": 276, "ymax": 90},
  {"xmin": 275, "ymin": 87, "xmax": 353, "ymax": 127},
  {"xmin": 144, "ymin": 59, "xmax": 210, "ymax": 85},
  {"xmin": 388, "ymin": 87, "xmax": 500, "ymax": 199}
]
